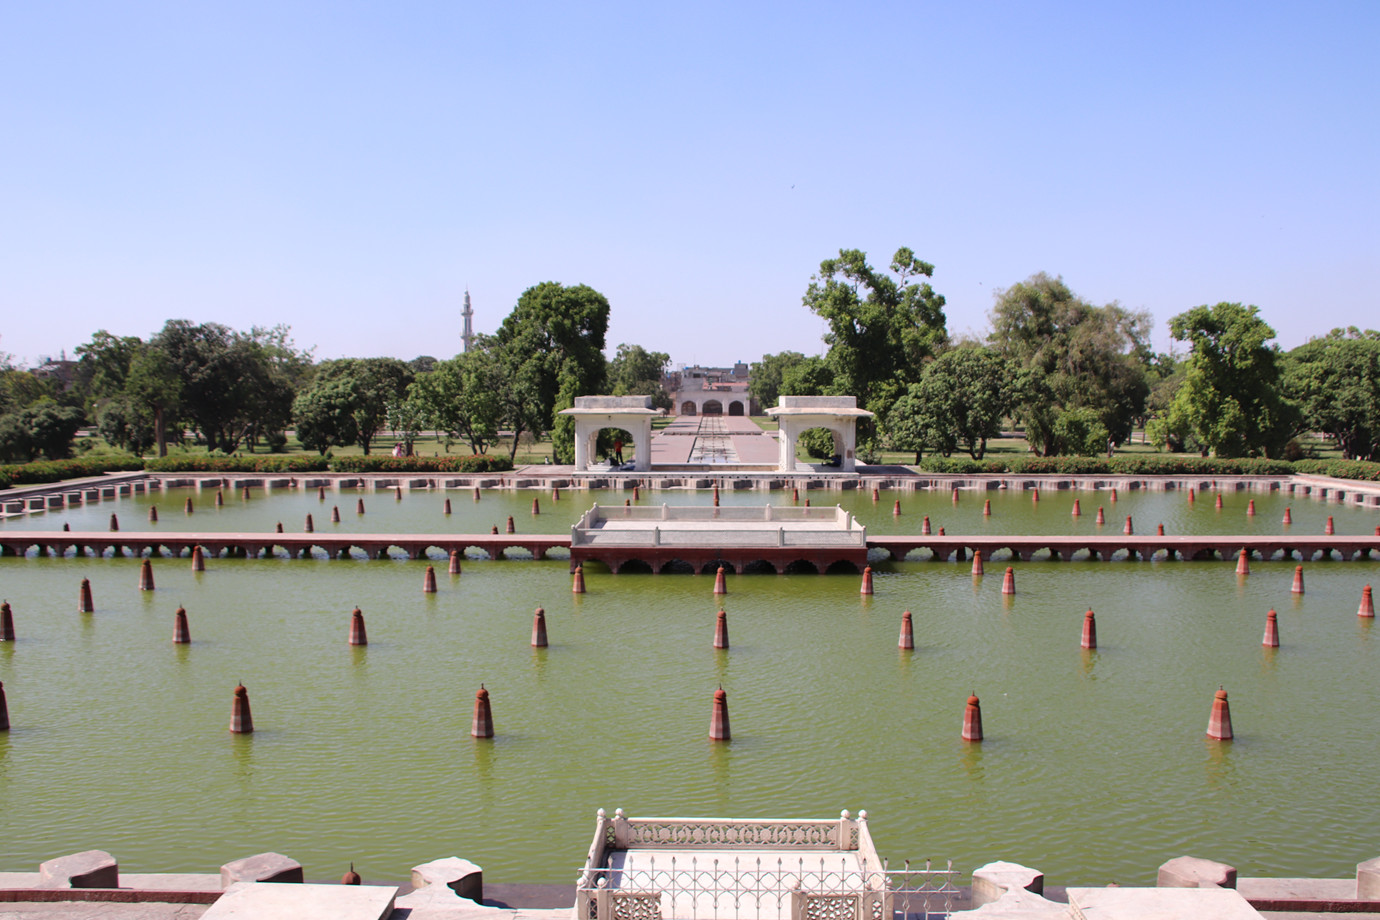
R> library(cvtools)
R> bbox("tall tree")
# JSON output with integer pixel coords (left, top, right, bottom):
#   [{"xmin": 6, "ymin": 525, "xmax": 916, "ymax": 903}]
[
  {"xmin": 607, "ymin": 344, "xmax": 671, "ymax": 409},
  {"xmin": 988, "ymin": 273, "xmax": 1150, "ymax": 453},
  {"xmin": 293, "ymin": 358, "xmax": 414, "ymax": 455},
  {"xmin": 495, "ymin": 282, "xmax": 610, "ymax": 463},
  {"xmin": 1284, "ymin": 328, "xmax": 1380, "ymax": 460},
  {"xmin": 1166, "ymin": 303, "xmax": 1296, "ymax": 458},
  {"xmin": 889, "ymin": 346, "xmax": 1020, "ymax": 460},
  {"xmin": 802, "ymin": 248, "xmax": 947, "ymax": 419},
  {"xmin": 749, "ymin": 351, "xmax": 807, "ymax": 412}
]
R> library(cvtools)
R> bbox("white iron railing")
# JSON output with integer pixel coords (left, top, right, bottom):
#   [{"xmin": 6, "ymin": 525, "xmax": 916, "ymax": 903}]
[
  {"xmin": 575, "ymin": 855, "xmax": 959, "ymax": 920},
  {"xmin": 575, "ymin": 811, "xmax": 957, "ymax": 920}
]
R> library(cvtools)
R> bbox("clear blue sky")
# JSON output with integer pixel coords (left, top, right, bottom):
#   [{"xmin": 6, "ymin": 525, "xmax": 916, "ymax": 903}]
[{"xmin": 2, "ymin": 1, "xmax": 1376, "ymax": 368}]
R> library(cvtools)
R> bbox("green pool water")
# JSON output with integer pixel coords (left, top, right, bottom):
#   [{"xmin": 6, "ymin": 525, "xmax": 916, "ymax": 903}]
[{"xmin": 0, "ymin": 485, "xmax": 1377, "ymax": 886}]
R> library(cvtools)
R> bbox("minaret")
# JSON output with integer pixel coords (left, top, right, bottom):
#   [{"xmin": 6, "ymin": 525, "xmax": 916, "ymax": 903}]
[{"xmin": 461, "ymin": 288, "xmax": 474, "ymax": 353}]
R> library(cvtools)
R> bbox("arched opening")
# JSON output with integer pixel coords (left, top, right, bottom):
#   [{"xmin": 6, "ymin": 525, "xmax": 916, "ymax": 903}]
[
  {"xmin": 702, "ymin": 400, "xmax": 724, "ymax": 415},
  {"xmin": 825, "ymin": 559, "xmax": 861, "ymax": 574},
  {"xmin": 618, "ymin": 559, "xmax": 654, "ymax": 574},
  {"xmin": 742, "ymin": 559, "xmax": 779, "ymax": 575},
  {"xmin": 797, "ymin": 426, "xmax": 845, "ymax": 465},
  {"xmin": 784, "ymin": 559, "xmax": 820, "ymax": 575},
  {"xmin": 728, "ymin": 400, "xmax": 745, "ymax": 416},
  {"xmin": 658, "ymin": 559, "xmax": 696, "ymax": 574},
  {"xmin": 680, "ymin": 401, "xmax": 697, "ymax": 416},
  {"xmin": 586, "ymin": 427, "xmax": 635, "ymax": 466}
]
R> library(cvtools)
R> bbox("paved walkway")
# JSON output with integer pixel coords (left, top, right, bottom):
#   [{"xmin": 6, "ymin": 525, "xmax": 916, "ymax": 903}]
[{"xmin": 648, "ymin": 417, "xmax": 777, "ymax": 467}]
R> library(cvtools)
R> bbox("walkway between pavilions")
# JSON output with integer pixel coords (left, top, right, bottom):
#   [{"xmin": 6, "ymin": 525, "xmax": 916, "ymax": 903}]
[{"xmin": 649, "ymin": 416, "xmax": 778, "ymax": 466}]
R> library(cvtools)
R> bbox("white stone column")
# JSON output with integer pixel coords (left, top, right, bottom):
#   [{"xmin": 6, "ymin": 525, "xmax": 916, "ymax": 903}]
[{"xmin": 632, "ymin": 419, "xmax": 652, "ymax": 471}]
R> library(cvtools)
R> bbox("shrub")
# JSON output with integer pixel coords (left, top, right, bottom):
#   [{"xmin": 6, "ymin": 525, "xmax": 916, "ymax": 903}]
[
  {"xmin": 143, "ymin": 456, "xmax": 329, "ymax": 473},
  {"xmin": 1291, "ymin": 459, "xmax": 1380, "ymax": 482},
  {"xmin": 328, "ymin": 455, "xmax": 514, "ymax": 474},
  {"xmin": 0, "ymin": 455, "xmax": 145, "ymax": 488}
]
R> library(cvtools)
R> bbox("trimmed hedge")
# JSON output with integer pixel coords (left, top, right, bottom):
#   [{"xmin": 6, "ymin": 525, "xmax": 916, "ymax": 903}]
[
  {"xmin": 912, "ymin": 456, "xmax": 1297, "ymax": 476},
  {"xmin": 0, "ymin": 456, "xmax": 144, "ymax": 489},
  {"xmin": 1290, "ymin": 459, "xmax": 1380, "ymax": 482},
  {"xmin": 330, "ymin": 455, "xmax": 514, "ymax": 474},
  {"xmin": 143, "ymin": 456, "xmax": 329, "ymax": 473}
]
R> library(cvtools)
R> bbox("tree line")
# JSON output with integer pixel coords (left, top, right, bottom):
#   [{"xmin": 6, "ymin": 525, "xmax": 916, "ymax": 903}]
[
  {"xmin": 3, "ymin": 251, "xmax": 1377, "ymax": 466},
  {"xmin": 0, "ymin": 283, "xmax": 669, "ymax": 464},
  {"xmin": 749, "ymin": 249, "xmax": 1380, "ymax": 463}
]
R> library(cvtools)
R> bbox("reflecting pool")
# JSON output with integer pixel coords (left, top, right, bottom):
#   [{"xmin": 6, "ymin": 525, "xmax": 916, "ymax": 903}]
[{"xmin": 0, "ymin": 485, "xmax": 1376, "ymax": 885}]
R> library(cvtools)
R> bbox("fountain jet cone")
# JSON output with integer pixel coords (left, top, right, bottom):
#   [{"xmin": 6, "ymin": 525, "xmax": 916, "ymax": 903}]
[
  {"xmin": 0, "ymin": 680, "xmax": 9, "ymax": 731},
  {"xmin": 1, "ymin": 601, "xmax": 14, "ymax": 642},
  {"xmin": 1291, "ymin": 565, "xmax": 1305, "ymax": 594},
  {"xmin": 921, "ymin": 515, "xmax": 931, "ymax": 535},
  {"xmin": 449, "ymin": 550, "xmax": 462, "ymax": 575},
  {"xmin": 173, "ymin": 606, "xmax": 190, "ymax": 644},
  {"xmin": 983, "ymin": 499, "xmax": 991, "ymax": 516},
  {"xmin": 506, "ymin": 516, "xmax": 515, "ymax": 534},
  {"xmin": 349, "ymin": 607, "xmax": 368, "ymax": 646},
  {"xmin": 1360, "ymin": 585, "xmax": 1374, "ymax": 618},
  {"xmin": 191, "ymin": 546, "xmax": 205, "ymax": 572},
  {"xmin": 331, "ymin": 506, "xmax": 341, "ymax": 523},
  {"xmin": 1188, "ymin": 488, "xmax": 1196, "ymax": 503},
  {"xmin": 894, "ymin": 500, "xmax": 902, "ymax": 516},
  {"xmin": 1325, "ymin": 516, "xmax": 1335, "ymax": 535},
  {"xmin": 230, "ymin": 684, "xmax": 254, "ymax": 734},
  {"xmin": 1032, "ymin": 488, "xmax": 1039, "ymax": 503},
  {"xmin": 572, "ymin": 565, "xmax": 586, "ymax": 594},
  {"xmin": 1072, "ymin": 500, "xmax": 1081, "ymax": 517},
  {"xmin": 423, "ymin": 566, "xmax": 437, "ymax": 593},
  {"xmin": 79, "ymin": 578, "xmax": 94, "ymax": 612},
  {"xmin": 709, "ymin": 686, "xmax": 731, "ymax": 741},
  {"xmin": 148, "ymin": 507, "xmax": 158, "ymax": 523},
  {"xmin": 714, "ymin": 566, "xmax": 728, "ymax": 595},
  {"xmin": 1095, "ymin": 507, "xmax": 1105, "ymax": 525},
  {"xmin": 215, "ymin": 490, "xmax": 224, "ymax": 507},
  {"xmin": 356, "ymin": 498, "xmax": 365, "ymax": 515},
  {"xmin": 443, "ymin": 498, "xmax": 452, "ymax": 515},
  {"xmin": 1111, "ymin": 488, "xmax": 1118, "ymax": 502},
  {"xmin": 1001, "ymin": 567, "xmax": 1015, "ymax": 595},
  {"xmin": 275, "ymin": 522, "xmax": 284, "ymax": 534},
  {"xmin": 318, "ymin": 486, "xmax": 326, "ymax": 500},
  {"xmin": 471, "ymin": 685, "xmax": 494, "ymax": 738},
  {"xmin": 1123, "ymin": 516, "xmax": 1133, "ymax": 535},
  {"xmin": 1157, "ymin": 524, "xmax": 1165, "ymax": 535},
  {"xmin": 1206, "ymin": 687, "xmax": 1233, "ymax": 740},
  {"xmin": 1263, "ymin": 609, "xmax": 1279, "ymax": 648},
  {"xmin": 971, "ymin": 550, "xmax": 984, "ymax": 577},
  {"xmin": 899, "ymin": 611, "xmax": 914, "ymax": 650},
  {"xmin": 532, "ymin": 607, "xmax": 548, "ymax": 648},
  {"xmin": 1081, "ymin": 609, "xmax": 1097, "ymax": 649},
  {"xmin": 1236, "ymin": 548, "xmax": 1250, "ymax": 575},
  {"xmin": 473, "ymin": 487, "xmax": 481, "ymax": 502},
  {"xmin": 962, "ymin": 695, "xmax": 983, "ymax": 742},
  {"xmin": 713, "ymin": 609, "xmax": 729, "ymax": 649},
  {"xmin": 952, "ymin": 487, "xmax": 959, "ymax": 504},
  {"xmin": 860, "ymin": 566, "xmax": 873, "ymax": 596},
  {"xmin": 1283, "ymin": 507, "xmax": 1292, "ymax": 525},
  {"xmin": 1247, "ymin": 499, "xmax": 1256, "ymax": 516},
  {"xmin": 305, "ymin": 514, "xmax": 314, "ymax": 533},
  {"xmin": 109, "ymin": 513, "xmax": 119, "ymax": 532},
  {"xmin": 532, "ymin": 498, "xmax": 540, "ymax": 515},
  {"xmin": 1215, "ymin": 494, "xmax": 1223, "ymax": 511},
  {"xmin": 139, "ymin": 559, "xmax": 155, "ymax": 591},
  {"xmin": 342, "ymin": 864, "xmax": 361, "ymax": 885},
  {"xmin": 872, "ymin": 488, "xmax": 879, "ymax": 502},
  {"xmin": 552, "ymin": 486, "xmax": 560, "ymax": 501}
]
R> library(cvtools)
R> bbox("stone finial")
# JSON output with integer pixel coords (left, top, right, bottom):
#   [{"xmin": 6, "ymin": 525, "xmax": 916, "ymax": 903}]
[
  {"xmin": 1358, "ymin": 857, "xmax": 1380, "ymax": 900},
  {"xmin": 409, "ymin": 856, "xmax": 484, "ymax": 902},
  {"xmin": 1157, "ymin": 855, "xmax": 1237, "ymax": 889},
  {"xmin": 39, "ymin": 850, "xmax": 119, "ymax": 888},
  {"xmin": 972, "ymin": 861, "xmax": 1045, "ymax": 907},
  {"xmin": 220, "ymin": 852, "xmax": 304, "ymax": 887}
]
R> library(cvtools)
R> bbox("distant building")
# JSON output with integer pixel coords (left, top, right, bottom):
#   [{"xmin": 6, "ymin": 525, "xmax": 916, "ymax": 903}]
[
  {"xmin": 30, "ymin": 354, "xmax": 79, "ymax": 392},
  {"xmin": 665, "ymin": 361, "xmax": 757, "ymax": 416}
]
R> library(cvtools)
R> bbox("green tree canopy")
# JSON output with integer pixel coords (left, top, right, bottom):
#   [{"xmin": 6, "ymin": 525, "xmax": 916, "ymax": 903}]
[
  {"xmin": 749, "ymin": 351, "xmax": 807, "ymax": 412},
  {"xmin": 886, "ymin": 346, "xmax": 1020, "ymax": 460},
  {"xmin": 988, "ymin": 273, "xmax": 1150, "ymax": 452},
  {"xmin": 1166, "ymin": 303, "xmax": 1296, "ymax": 458},
  {"xmin": 802, "ymin": 247, "xmax": 947, "ymax": 419},
  {"xmin": 293, "ymin": 357, "xmax": 414, "ymax": 455},
  {"xmin": 607, "ymin": 344, "xmax": 671, "ymax": 410},
  {"xmin": 1284, "ymin": 328, "xmax": 1380, "ymax": 460}
]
